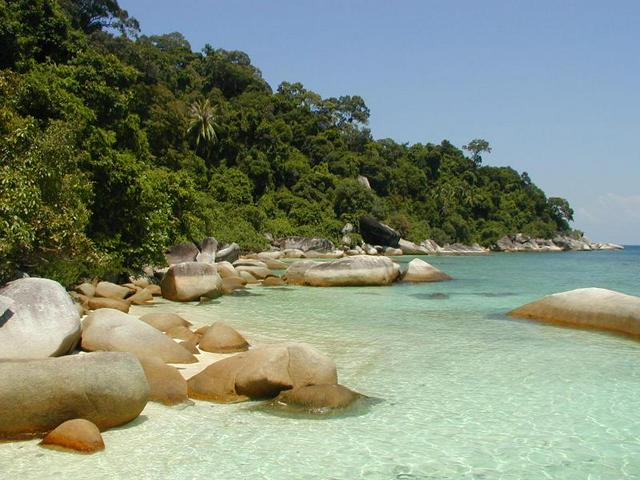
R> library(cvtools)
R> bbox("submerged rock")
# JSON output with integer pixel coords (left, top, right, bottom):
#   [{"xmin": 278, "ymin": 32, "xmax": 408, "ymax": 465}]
[
  {"xmin": 402, "ymin": 258, "xmax": 452, "ymax": 282},
  {"xmin": 268, "ymin": 384, "xmax": 363, "ymax": 412},
  {"xmin": 187, "ymin": 343, "xmax": 337, "ymax": 403},
  {"xmin": 0, "ymin": 278, "xmax": 81, "ymax": 360},
  {"xmin": 160, "ymin": 262, "xmax": 223, "ymax": 302},
  {"xmin": 508, "ymin": 287, "xmax": 640, "ymax": 337},
  {"xmin": 40, "ymin": 419, "xmax": 105, "ymax": 454},
  {"xmin": 303, "ymin": 255, "xmax": 400, "ymax": 287},
  {"xmin": 198, "ymin": 321, "xmax": 249, "ymax": 353},
  {"xmin": 0, "ymin": 352, "xmax": 148, "ymax": 439},
  {"xmin": 82, "ymin": 308, "xmax": 197, "ymax": 364}
]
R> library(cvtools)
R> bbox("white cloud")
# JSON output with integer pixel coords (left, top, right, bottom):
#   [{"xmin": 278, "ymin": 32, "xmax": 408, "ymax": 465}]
[{"xmin": 574, "ymin": 193, "xmax": 640, "ymax": 244}]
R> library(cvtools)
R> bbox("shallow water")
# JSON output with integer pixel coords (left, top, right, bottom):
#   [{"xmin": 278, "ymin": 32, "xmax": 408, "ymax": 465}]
[{"xmin": 2, "ymin": 248, "xmax": 640, "ymax": 479}]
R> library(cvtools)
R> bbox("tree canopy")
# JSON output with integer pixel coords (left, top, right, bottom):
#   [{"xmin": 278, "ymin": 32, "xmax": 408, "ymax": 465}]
[{"xmin": 0, "ymin": 0, "xmax": 575, "ymax": 285}]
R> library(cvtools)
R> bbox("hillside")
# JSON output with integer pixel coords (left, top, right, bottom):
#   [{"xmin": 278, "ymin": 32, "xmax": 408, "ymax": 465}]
[{"xmin": 0, "ymin": 0, "xmax": 574, "ymax": 284}]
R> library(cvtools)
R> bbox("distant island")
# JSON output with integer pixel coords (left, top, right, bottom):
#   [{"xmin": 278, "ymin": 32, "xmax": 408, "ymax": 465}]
[{"xmin": 0, "ymin": 0, "xmax": 585, "ymax": 286}]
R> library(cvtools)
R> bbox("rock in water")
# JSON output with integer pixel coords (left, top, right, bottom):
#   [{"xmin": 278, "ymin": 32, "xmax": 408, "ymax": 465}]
[
  {"xmin": 270, "ymin": 384, "xmax": 363, "ymax": 411},
  {"xmin": 138, "ymin": 357, "xmax": 188, "ymax": 405},
  {"xmin": 262, "ymin": 276, "xmax": 285, "ymax": 287},
  {"xmin": 282, "ymin": 260, "xmax": 319, "ymax": 285},
  {"xmin": 0, "ymin": 278, "xmax": 81, "ymax": 360},
  {"xmin": 160, "ymin": 262, "xmax": 223, "ymax": 302},
  {"xmin": 402, "ymin": 258, "xmax": 453, "ymax": 282},
  {"xmin": 40, "ymin": 419, "xmax": 105, "ymax": 453},
  {"xmin": 165, "ymin": 242, "xmax": 199, "ymax": 265},
  {"xmin": 198, "ymin": 321, "xmax": 249, "ymax": 353},
  {"xmin": 0, "ymin": 352, "xmax": 148, "ymax": 439},
  {"xmin": 188, "ymin": 343, "xmax": 337, "ymax": 403},
  {"xmin": 359, "ymin": 215, "xmax": 401, "ymax": 247},
  {"xmin": 508, "ymin": 288, "xmax": 640, "ymax": 337},
  {"xmin": 82, "ymin": 309, "xmax": 197, "ymax": 364},
  {"xmin": 303, "ymin": 255, "xmax": 400, "ymax": 287}
]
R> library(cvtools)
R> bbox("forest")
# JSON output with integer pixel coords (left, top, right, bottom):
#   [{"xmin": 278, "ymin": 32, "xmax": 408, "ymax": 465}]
[{"xmin": 0, "ymin": 0, "xmax": 574, "ymax": 285}]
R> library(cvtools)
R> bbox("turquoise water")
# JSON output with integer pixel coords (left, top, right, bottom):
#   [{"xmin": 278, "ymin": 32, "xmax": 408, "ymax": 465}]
[{"xmin": 2, "ymin": 248, "xmax": 640, "ymax": 479}]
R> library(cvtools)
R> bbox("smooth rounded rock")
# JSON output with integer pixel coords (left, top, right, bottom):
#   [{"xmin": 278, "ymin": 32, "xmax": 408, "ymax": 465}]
[
  {"xmin": 74, "ymin": 282, "xmax": 95, "ymax": 297},
  {"xmin": 160, "ymin": 262, "xmax": 223, "ymax": 302},
  {"xmin": 188, "ymin": 343, "xmax": 337, "ymax": 403},
  {"xmin": 402, "ymin": 258, "xmax": 452, "ymax": 282},
  {"xmin": 262, "ymin": 276, "xmax": 286, "ymax": 287},
  {"xmin": 234, "ymin": 265, "xmax": 273, "ymax": 280},
  {"xmin": 40, "ymin": 419, "xmax": 105, "ymax": 453},
  {"xmin": 508, "ymin": 288, "xmax": 640, "ymax": 337},
  {"xmin": 282, "ymin": 260, "xmax": 319, "ymax": 285},
  {"xmin": 198, "ymin": 321, "xmax": 249, "ymax": 354},
  {"xmin": 165, "ymin": 325, "xmax": 200, "ymax": 343},
  {"xmin": 272, "ymin": 384, "xmax": 362, "ymax": 410},
  {"xmin": 216, "ymin": 261, "xmax": 238, "ymax": 279},
  {"xmin": 95, "ymin": 281, "xmax": 131, "ymax": 300},
  {"xmin": 303, "ymin": 255, "xmax": 400, "ymax": 287},
  {"xmin": 138, "ymin": 357, "xmax": 189, "ymax": 405},
  {"xmin": 140, "ymin": 312, "xmax": 192, "ymax": 332},
  {"xmin": 0, "ymin": 352, "xmax": 148, "ymax": 439},
  {"xmin": 87, "ymin": 297, "xmax": 130, "ymax": 313},
  {"xmin": 0, "ymin": 278, "xmax": 81, "ymax": 360},
  {"xmin": 82, "ymin": 309, "xmax": 197, "ymax": 364}
]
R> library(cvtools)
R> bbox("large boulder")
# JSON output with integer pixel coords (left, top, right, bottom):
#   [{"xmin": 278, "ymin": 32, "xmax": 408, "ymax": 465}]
[
  {"xmin": 187, "ymin": 343, "xmax": 337, "ymax": 403},
  {"xmin": 197, "ymin": 237, "xmax": 218, "ymax": 263},
  {"xmin": 94, "ymin": 281, "xmax": 131, "ymax": 300},
  {"xmin": 165, "ymin": 242, "xmax": 199, "ymax": 265},
  {"xmin": 140, "ymin": 313, "xmax": 192, "ymax": 332},
  {"xmin": 87, "ymin": 297, "xmax": 130, "ymax": 313},
  {"xmin": 273, "ymin": 237, "xmax": 335, "ymax": 253},
  {"xmin": 216, "ymin": 243, "xmax": 241, "ymax": 264},
  {"xmin": 234, "ymin": 265, "xmax": 273, "ymax": 280},
  {"xmin": 138, "ymin": 356, "xmax": 188, "ymax": 405},
  {"xmin": 160, "ymin": 262, "xmax": 223, "ymax": 302},
  {"xmin": 82, "ymin": 309, "xmax": 197, "ymax": 364},
  {"xmin": 359, "ymin": 215, "xmax": 400, "ymax": 248},
  {"xmin": 0, "ymin": 278, "xmax": 81, "ymax": 360},
  {"xmin": 402, "ymin": 258, "xmax": 452, "ymax": 282},
  {"xmin": 0, "ymin": 352, "xmax": 148, "ymax": 439},
  {"xmin": 216, "ymin": 261, "xmax": 238, "ymax": 279},
  {"xmin": 40, "ymin": 419, "xmax": 104, "ymax": 453},
  {"xmin": 398, "ymin": 238, "xmax": 431, "ymax": 255},
  {"xmin": 198, "ymin": 321, "xmax": 249, "ymax": 353},
  {"xmin": 303, "ymin": 255, "xmax": 400, "ymax": 287},
  {"xmin": 283, "ymin": 261, "xmax": 321, "ymax": 285},
  {"xmin": 508, "ymin": 288, "xmax": 640, "ymax": 337}
]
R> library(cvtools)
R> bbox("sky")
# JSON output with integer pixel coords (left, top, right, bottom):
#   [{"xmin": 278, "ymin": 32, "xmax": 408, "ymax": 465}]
[{"xmin": 121, "ymin": 0, "xmax": 640, "ymax": 244}]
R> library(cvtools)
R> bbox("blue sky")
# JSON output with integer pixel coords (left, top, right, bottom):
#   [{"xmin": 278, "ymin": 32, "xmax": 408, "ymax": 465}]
[{"xmin": 121, "ymin": 0, "xmax": 640, "ymax": 244}]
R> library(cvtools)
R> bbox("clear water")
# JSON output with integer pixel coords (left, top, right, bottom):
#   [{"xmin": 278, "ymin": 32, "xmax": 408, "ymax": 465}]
[{"xmin": 2, "ymin": 248, "xmax": 640, "ymax": 479}]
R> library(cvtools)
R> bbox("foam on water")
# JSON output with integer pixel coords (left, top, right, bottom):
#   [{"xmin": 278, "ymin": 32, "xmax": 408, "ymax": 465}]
[{"xmin": 2, "ymin": 248, "xmax": 640, "ymax": 479}]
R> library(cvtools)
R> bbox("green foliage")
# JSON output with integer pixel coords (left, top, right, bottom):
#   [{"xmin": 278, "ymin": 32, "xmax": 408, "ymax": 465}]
[{"xmin": 0, "ymin": 0, "xmax": 574, "ymax": 285}]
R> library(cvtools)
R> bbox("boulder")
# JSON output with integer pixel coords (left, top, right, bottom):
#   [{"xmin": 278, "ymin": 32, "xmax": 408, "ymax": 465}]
[
  {"xmin": 199, "ymin": 321, "xmax": 249, "ymax": 353},
  {"xmin": 199, "ymin": 237, "xmax": 218, "ymax": 256},
  {"xmin": 402, "ymin": 258, "xmax": 453, "ymax": 282},
  {"xmin": 94, "ymin": 281, "xmax": 131, "ymax": 300},
  {"xmin": 262, "ymin": 276, "xmax": 286, "ymax": 287},
  {"xmin": 139, "ymin": 312, "xmax": 191, "ymax": 332},
  {"xmin": 0, "ymin": 278, "xmax": 81, "ymax": 360},
  {"xmin": 40, "ymin": 419, "xmax": 105, "ymax": 453},
  {"xmin": 127, "ymin": 287, "xmax": 153, "ymax": 305},
  {"xmin": 303, "ymin": 255, "xmax": 401, "ymax": 287},
  {"xmin": 234, "ymin": 265, "xmax": 273, "ymax": 280},
  {"xmin": 179, "ymin": 338, "xmax": 200, "ymax": 354},
  {"xmin": 398, "ymin": 238, "xmax": 431, "ymax": 255},
  {"xmin": 165, "ymin": 242, "xmax": 199, "ymax": 265},
  {"xmin": 160, "ymin": 262, "xmax": 223, "ymax": 302},
  {"xmin": 357, "ymin": 175, "xmax": 371, "ymax": 189},
  {"xmin": 508, "ymin": 288, "xmax": 640, "ymax": 337},
  {"xmin": 221, "ymin": 276, "xmax": 246, "ymax": 294},
  {"xmin": 282, "ymin": 260, "xmax": 320, "ymax": 285},
  {"xmin": 130, "ymin": 277, "xmax": 150, "ymax": 288},
  {"xmin": 0, "ymin": 352, "xmax": 148, "ymax": 439},
  {"xmin": 384, "ymin": 247, "xmax": 403, "ymax": 256},
  {"xmin": 146, "ymin": 284, "xmax": 162, "ymax": 296},
  {"xmin": 269, "ymin": 384, "xmax": 363, "ymax": 411},
  {"xmin": 165, "ymin": 325, "xmax": 200, "ymax": 344},
  {"xmin": 259, "ymin": 257, "xmax": 288, "ymax": 270},
  {"xmin": 87, "ymin": 297, "xmax": 130, "ymax": 313},
  {"xmin": 74, "ymin": 282, "xmax": 95, "ymax": 297},
  {"xmin": 238, "ymin": 271, "xmax": 258, "ymax": 284},
  {"xmin": 216, "ymin": 261, "xmax": 238, "ymax": 279},
  {"xmin": 138, "ymin": 356, "xmax": 188, "ymax": 405},
  {"xmin": 187, "ymin": 343, "xmax": 337, "ymax": 403},
  {"xmin": 215, "ymin": 243, "xmax": 241, "ymax": 264},
  {"xmin": 256, "ymin": 251, "xmax": 283, "ymax": 260},
  {"xmin": 82, "ymin": 309, "xmax": 197, "ymax": 364},
  {"xmin": 273, "ymin": 237, "xmax": 335, "ymax": 253},
  {"xmin": 281, "ymin": 248, "xmax": 305, "ymax": 259},
  {"xmin": 359, "ymin": 215, "xmax": 401, "ymax": 247},
  {"xmin": 233, "ymin": 259, "xmax": 268, "ymax": 268}
]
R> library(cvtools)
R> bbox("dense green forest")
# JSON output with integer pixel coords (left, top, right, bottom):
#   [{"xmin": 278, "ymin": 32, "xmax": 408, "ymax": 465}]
[{"xmin": 0, "ymin": 0, "xmax": 574, "ymax": 285}]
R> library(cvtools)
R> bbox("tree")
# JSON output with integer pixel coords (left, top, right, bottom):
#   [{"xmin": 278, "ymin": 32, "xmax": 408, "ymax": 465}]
[
  {"xmin": 548, "ymin": 197, "xmax": 574, "ymax": 228},
  {"xmin": 59, "ymin": 0, "xmax": 139, "ymax": 37},
  {"xmin": 187, "ymin": 98, "xmax": 218, "ymax": 157},
  {"xmin": 463, "ymin": 138, "xmax": 492, "ymax": 166}
]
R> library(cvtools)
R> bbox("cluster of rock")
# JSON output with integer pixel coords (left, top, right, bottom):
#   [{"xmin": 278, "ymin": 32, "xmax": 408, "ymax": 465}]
[
  {"xmin": 70, "ymin": 278, "xmax": 161, "ymax": 314},
  {"xmin": 0, "ymin": 274, "xmax": 370, "ymax": 451},
  {"xmin": 493, "ymin": 233, "xmax": 624, "ymax": 252},
  {"xmin": 165, "ymin": 237, "xmax": 241, "ymax": 265}
]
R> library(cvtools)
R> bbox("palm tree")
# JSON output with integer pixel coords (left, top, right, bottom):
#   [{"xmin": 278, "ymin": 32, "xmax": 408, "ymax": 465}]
[{"xmin": 187, "ymin": 98, "xmax": 218, "ymax": 157}]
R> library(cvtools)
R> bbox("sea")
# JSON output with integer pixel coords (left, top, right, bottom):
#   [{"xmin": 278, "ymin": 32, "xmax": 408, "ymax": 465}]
[{"xmin": 2, "ymin": 247, "xmax": 639, "ymax": 479}]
